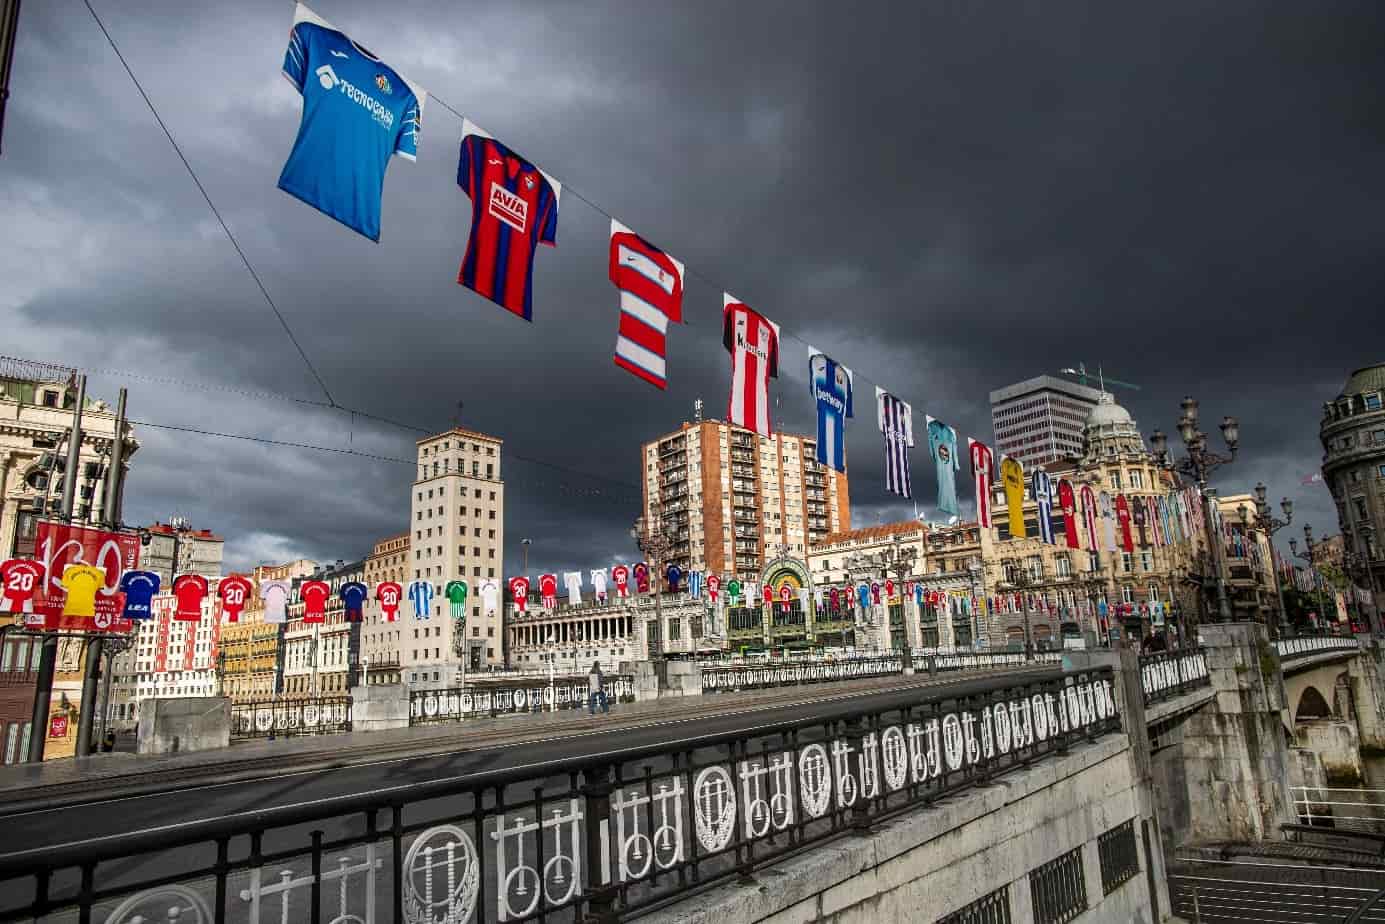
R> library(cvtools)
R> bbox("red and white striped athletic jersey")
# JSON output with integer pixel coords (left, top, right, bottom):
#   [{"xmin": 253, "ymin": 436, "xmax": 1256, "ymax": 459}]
[
  {"xmin": 968, "ymin": 439, "xmax": 994, "ymax": 528},
  {"xmin": 722, "ymin": 294, "xmax": 780, "ymax": 438}
]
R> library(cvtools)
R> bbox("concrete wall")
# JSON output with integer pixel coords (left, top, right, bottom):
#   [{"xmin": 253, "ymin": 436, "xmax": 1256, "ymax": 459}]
[
  {"xmin": 1348, "ymin": 641, "xmax": 1385, "ymax": 751},
  {"xmin": 641, "ymin": 735, "xmax": 1161, "ymax": 924},
  {"xmin": 1294, "ymin": 719, "xmax": 1364, "ymax": 784},
  {"xmin": 349, "ymin": 683, "xmax": 410, "ymax": 732},
  {"xmin": 136, "ymin": 696, "xmax": 229, "ymax": 755}
]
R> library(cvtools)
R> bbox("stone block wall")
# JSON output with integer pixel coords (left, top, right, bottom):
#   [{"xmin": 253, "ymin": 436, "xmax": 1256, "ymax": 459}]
[{"xmin": 136, "ymin": 696, "xmax": 230, "ymax": 755}]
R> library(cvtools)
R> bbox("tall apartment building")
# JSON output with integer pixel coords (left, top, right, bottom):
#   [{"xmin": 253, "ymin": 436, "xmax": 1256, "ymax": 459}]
[
  {"xmin": 361, "ymin": 533, "xmax": 409, "ymax": 686},
  {"xmin": 410, "ymin": 428, "xmax": 505, "ymax": 676},
  {"xmin": 641, "ymin": 420, "xmax": 850, "ymax": 580},
  {"xmin": 136, "ymin": 519, "xmax": 224, "ymax": 584},
  {"xmin": 989, "ymin": 375, "xmax": 1104, "ymax": 468}
]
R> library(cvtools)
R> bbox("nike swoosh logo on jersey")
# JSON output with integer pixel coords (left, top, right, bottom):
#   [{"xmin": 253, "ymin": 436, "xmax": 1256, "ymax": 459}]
[{"xmin": 330, "ymin": 49, "xmax": 349, "ymax": 58}]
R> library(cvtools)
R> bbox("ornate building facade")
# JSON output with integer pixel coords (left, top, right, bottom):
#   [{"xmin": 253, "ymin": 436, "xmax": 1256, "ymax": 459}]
[{"xmin": 1320, "ymin": 362, "xmax": 1385, "ymax": 626}]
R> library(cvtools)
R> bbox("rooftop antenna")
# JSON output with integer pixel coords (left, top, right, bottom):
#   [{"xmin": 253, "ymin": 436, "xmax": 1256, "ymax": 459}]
[{"xmin": 1059, "ymin": 364, "xmax": 1142, "ymax": 394}]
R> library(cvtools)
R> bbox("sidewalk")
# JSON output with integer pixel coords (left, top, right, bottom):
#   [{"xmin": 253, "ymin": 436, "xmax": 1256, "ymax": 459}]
[{"xmin": 0, "ymin": 671, "xmax": 963, "ymax": 813}]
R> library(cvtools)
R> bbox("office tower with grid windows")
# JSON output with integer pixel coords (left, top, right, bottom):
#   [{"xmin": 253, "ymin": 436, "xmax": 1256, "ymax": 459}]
[
  {"xmin": 409, "ymin": 428, "xmax": 505, "ymax": 681},
  {"xmin": 641, "ymin": 420, "xmax": 850, "ymax": 580},
  {"xmin": 989, "ymin": 375, "xmax": 1105, "ymax": 468}
]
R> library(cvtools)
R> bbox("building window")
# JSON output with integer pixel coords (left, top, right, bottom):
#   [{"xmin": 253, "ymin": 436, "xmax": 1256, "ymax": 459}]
[
  {"xmin": 1121, "ymin": 586, "xmax": 1134, "ymax": 604},
  {"xmin": 1366, "ymin": 393, "xmax": 1382, "ymax": 411},
  {"xmin": 1055, "ymin": 556, "xmax": 1071, "ymax": 577},
  {"xmin": 1110, "ymin": 472, "xmax": 1122, "ymax": 490}
]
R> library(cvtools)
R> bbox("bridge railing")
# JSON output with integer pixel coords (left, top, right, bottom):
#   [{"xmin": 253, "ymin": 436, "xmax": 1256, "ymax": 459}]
[
  {"xmin": 700, "ymin": 651, "xmax": 1063, "ymax": 693},
  {"xmin": 1140, "ymin": 650, "xmax": 1210, "ymax": 706},
  {"xmin": 1275, "ymin": 635, "xmax": 1363, "ymax": 662},
  {"xmin": 230, "ymin": 696, "xmax": 353, "ymax": 739},
  {"xmin": 0, "ymin": 667, "xmax": 1118, "ymax": 924},
  {"xmin": 409, "ymin": 676, "xmax": 637, "ymax": 724}
]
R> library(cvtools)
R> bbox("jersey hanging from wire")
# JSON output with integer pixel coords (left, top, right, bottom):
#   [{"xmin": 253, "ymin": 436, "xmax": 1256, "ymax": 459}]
[
  {"xmin": 456, "ymin": 119, "xmax": 560, "ymax": 321},
  {"xmin": 968, "ymin": 439, "xmax": 995, "ymax": 528},
  {"xmin": 723, "ymin": 294, "xmax": 780, "ymax": 438},
  {"xmin": 808, "ymin": 347, "xmax": 853, "ymax": 473},
  {"xmin": 1000, "ymin": 457, "xmax": 1026, "ymax": 539},
  {"xmin": 609, "ymin": 220, "xmax": 684, "ymax": 389},
  {"xmin": 1032, "ymin": 468, "xmax": 1055, "ymax": 544},
  {"xmin": 875, "ymin": 388, "xmax": 914, "ymax": 499},
  {"xmin": 926, "ymin": 416, "xmax": 959, "ymax": 518},
  {"xmin": 407, "ymin": 579, "xmax": 434, "ymax": 619},
  {"xmin": 277, "ymin": 4, "xmax": 425, "ymax": 242}
]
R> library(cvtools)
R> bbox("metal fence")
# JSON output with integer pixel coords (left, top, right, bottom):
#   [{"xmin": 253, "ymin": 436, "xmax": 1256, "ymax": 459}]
[
  {"xmin": 1169, "ymin": 856, "xmax": 1385, "ymax": 923},
  {"xmin": 0, "ymin": 667, "xmax": 1118, "ymax": 923},
  {"xmin": 938, "ymin": 883, "xmax": 1011, "ymax": 924},
  {"xmin": 1097, "ymin": 819, "xmax": 1139, "ymax": 895},
  {"xmin": 1140, "ymin": 649, "xmax": 1210, "ymax": 706},
  {"xmin": 1293, "ymin": 786, "xmax": 1385, "ymax": 834},
  {"xmin": 409, "ymin": 677, "xmax": 636, "ymax": 724},
  {"xmin": 1276, "ymin": 635, "xmax": 1363, "ymax": 662},
  {"xmin": 230, "ymin": 697, "xmax": 353, "ymax": 739},
  {"xmin": 700, "ymin": 651, "xmax": 1062, "ymax": 694},
  {"xmin": 1029, "ymin": 845, "xmax": 1088, "ymax": 924}
]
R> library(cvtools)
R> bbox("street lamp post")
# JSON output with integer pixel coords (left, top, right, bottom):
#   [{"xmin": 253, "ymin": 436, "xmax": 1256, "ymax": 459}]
[
  {"xmin": 1244, "ymin": 482, "xmax": 1293, "ymax": 639},
  {"xmin": 1150, "ymin": 396, "xmax": 1239, "ymax": 624},
  {"xmin": 631, "ymin": 504, "xmax": 675, "ymax": 662},
  {"xmin": 1289, "ymin": 524, "xmax": 1330, "ymax": 632},
  {"xmin": 846, "ymin": 537, "xmax": 918, "ymax": 663}
]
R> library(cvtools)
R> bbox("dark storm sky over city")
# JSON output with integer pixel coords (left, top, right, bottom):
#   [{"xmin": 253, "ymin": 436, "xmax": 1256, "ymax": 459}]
[{"xmin": 3, "ymin": 1, "xmax": 1383, "ymax": 574}]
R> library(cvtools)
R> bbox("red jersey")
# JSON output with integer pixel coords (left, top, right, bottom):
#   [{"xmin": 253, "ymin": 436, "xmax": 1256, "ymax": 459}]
[
  {"xmin": 723, "ymin": 295, "xmax": 780, "ymax": 438},
  {"xmin": 172, "ymin": 574, "xmax": 208, "ymax": 622},
  {"xmin": 1115, "ymin": 495, "xmax": 1135, "ymax": 553},
  {"xmin": 376, "ymin": 581, "xmax": 403, "ymax": 621},
  {"xmin": 539, "ymin": 573, "xmax": 558, "ymax": 610},
  {"xmin": 509, "ymin": 576, "xmax": 530, "ymax": 612},
  {"xmin": 632, "ymin": 562, "xmax": 650, "ymax": 594},
  {"xmin": 968, "ymin": 439, "xmax": 995, "ymax": 528},
  {"xmin": 612, "ymin": 565, "xmax": 630, "ymax": 598},
  {"xmin": 301, "ymin": 580, "xmax": 330, "ymax": 623},
  {"xmin": 706, "ymin": 574, "xmax": 720, "ymax": 602},
  {"xmin": 456, "ymin": 124, "xmax": 559, "ymax": 321},
  {"xmin": 1, "ymin": 559, "xmax": 44, "ymax": 614},
  {"xmin": 1058, "ymin": 480, "xmax": 1080, "ymax": 550},
  {"xmin": 218, "ymin": 574, "xmax": 253, "ymax": 622},
  {"xmin": 610, "ymin": 220, "xmax": 684, "ymax": 389}
]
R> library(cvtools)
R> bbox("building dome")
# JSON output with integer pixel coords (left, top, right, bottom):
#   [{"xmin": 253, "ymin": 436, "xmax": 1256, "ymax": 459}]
[
  {"xmin": 1081, "ymin": 393, "xmax": 1147, "ymax": 462},
  {"xmin": 1338, "ymin": 362, "xmax": 1385, "ymax": 400}
]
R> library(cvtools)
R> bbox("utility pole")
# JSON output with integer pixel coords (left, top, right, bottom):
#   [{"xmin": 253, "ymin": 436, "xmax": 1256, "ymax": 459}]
[
  {"xmin": 28, "ymin": 373, "xmax": 84, "ymax": 762},
  {"xmin": 0, "ymin": 0, "xmax": 21, "ymax": 157},
  {"xmin": 90, "ymin": 388, "xmax": 130, "ymax": 752}
]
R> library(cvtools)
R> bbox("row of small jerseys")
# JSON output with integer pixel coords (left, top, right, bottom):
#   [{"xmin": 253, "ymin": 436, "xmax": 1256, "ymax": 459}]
[{"xmin": 272, "ymin": 5, "xmax": 990, "ymax": 486}]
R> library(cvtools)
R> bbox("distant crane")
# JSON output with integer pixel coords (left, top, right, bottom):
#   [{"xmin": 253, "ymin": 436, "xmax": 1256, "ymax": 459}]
[{"xmin": 1059, "ymin": 363, "xmax": 1142, "ymax": 394}]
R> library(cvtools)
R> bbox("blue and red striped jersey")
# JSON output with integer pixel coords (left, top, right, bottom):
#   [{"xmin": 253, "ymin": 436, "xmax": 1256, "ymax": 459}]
[{"xmin": 456, "ymin": 131, "xmax": 559, "ymax": 321}]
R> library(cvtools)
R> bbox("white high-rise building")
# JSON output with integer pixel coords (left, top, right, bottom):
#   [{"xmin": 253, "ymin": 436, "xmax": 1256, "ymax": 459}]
[
  {"xmin": 989, "ymin": 375, "xmax": 1104, "ymax": 468},
  {"xmin": 410, "ymin": 428, "xmax": 505, "ymax": 680}
]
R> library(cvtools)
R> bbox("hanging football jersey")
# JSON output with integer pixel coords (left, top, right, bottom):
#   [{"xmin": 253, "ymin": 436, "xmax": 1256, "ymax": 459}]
[
  {"xmin": 509, "ymin": 576, "xmax": 531, "ymax": 612},
  {"xmin": 564, "ymin": 571, "xmax": 583, "ymax": 607},
  {"xmin": 723, "ymin": 294, "xmax": 780, "ymax": 437},
  {"xmin": 926, "ymin": 416, "xmax": 960, "ymax": 518},
  {"xmin": 376, "ymin": 581, "xmax": 403, "ymax": 621},
  {"xmin": 609, "ymin": 219, "xmax": 684, "ymax": 388},
  {"xmin": 1, "ymin": 558, "xmax": 44, "ymax": 615},
  {"xmin": 808, "ymin": 346, "xmax": 853, "ymax": 473},
  {"xmin": 876, "ymin": 388, "xmax": 914, "ymax": 499},
  {"xmin": 1116, "ymin": 495, "xmax": 1135, "ymax": 552},
  {"xmin": 687, "ymin": 571, "xmax": 703, "ymax": 599},
  {"xmin": 632, "ymin": 562, "xmax": 651, "ymax": 594},
  {"xmin": 480, "ymin": 579, "xmax": 500, "ymax": 616},
  {"xmin": 1080, "ymin": 485, "xmax": 1100, "ymax": 551},
  {"xmin": 1032, "ymin": 469, "xmax": 1055, "ymax": 544},
  {"xmin": 118, "ymin": 570, "xmax": 160, "ymax": 620},
  {"xmin": 62, "ymin": 565, "xmax": 106, "ymax": 619},
  {"xmin": 1100, "ymin": 492, "xmax": 1118, "ymax": 551},
  {"xmin": 173, "ymin": 573, "xmax": 209, "ymax": 622},
  {"xmin": 406, "ymin": 579, "xmax": 434, "ymax": 619},
  {"xmin": 1000, "ymin": 457, "xmax": 1026, "ymax": 539},
  {"xmin": 262, "ymin": 580, "xmax": 291, "ymax": 624},
  {"xmin": 1057, "ymin": 480, "xmax": 1080, "ymax": 549},
  {"xmin": 277, "ymin": 4, "xmax": 425, "ymax": 242},
  {"xmin": 611, "ymin": 565, "xmax": 630, "ymax": 598},
  {"xmin": 706, "ymin": 574, "xmax": 721, "ymax": 603},
  {"xmin": 666, "ymin": 564, "xmax": 682, "ymax": 593},
  {"xmin": 444, "ymin": 580, "xmax": 469, "ymax": 619},
  {"xmin": 589, "ymin": 569, "xmax": 608, "ymax": 603},
  {"xmin": 725, "ymin": 578, "xmax": 742, "ymax": 604},
  {"xmin": 456, "ymin": 119, "xmax": 560, "ymax": 321},
  {"xmin": 538, "ymin": 574, "xmax": 558, "ymax": 610},
  {"xmin": 968, "ymin": 439, "xmax": 995, "ymax": 528},
  {"xmin": 341, "ymin": 581, "xmax": 369, "ymax": 621},
  {"xmin": 218, "ymin": 574, "xmax": 253, "ymax": 622}
]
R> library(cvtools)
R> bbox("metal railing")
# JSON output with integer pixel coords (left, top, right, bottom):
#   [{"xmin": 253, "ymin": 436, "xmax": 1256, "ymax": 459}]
[
  {"xmin": 410, "ymin": 677, "xmax": 636, "ymax": 724},
  {"xmin": 938, "ymin": 883, "xmax": 1012, "ymax": 923},
  {"xmin": 700, "ymin": 651, "xmax": 1063, "ymax": 694},
  {"xmin": 1293, "ymin": 786, "xmax": 1385, "ymax": 833},
  {"xmin": 1276, "ymin": 635, "xmax": 1363, "ymax": 662},
  {"xmin": 1097, "ymin": 819, "xmax": 1139, "ymax": 895},
  {"xmin": 1030, "ymin": 845, "xmax": 1088, "ymax": 924},
  {"xmin": 1140, "ymin": 649, "xmax": 1210, "ymax": 706},
  {"xmin": 230, "ymin": 696, "xmax": 352, "ymax": 739},
  {"xmin": 0, "ymin": 667, "xmax": 1118, "ymax": 923},
  {"xmin": 1169, "ymin": 856, "xmax": 1385, "ymax": 923}
]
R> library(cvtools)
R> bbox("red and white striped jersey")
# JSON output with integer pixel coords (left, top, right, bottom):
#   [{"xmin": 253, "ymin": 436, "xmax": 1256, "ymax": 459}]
[{"xmin": 722, "ymin": 294, "xmax": 780, "ymax": 438}]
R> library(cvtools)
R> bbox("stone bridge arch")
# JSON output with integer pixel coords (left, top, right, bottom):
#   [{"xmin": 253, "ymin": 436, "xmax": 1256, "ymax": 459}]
[{"xmin": 1293, "ymin": 685, "xmax": 1332, "ymax": 723}]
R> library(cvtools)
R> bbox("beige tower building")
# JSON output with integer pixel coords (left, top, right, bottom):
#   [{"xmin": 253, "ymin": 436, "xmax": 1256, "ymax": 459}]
[
  {"xmin": 641, "ymin": 420, "xmax": 850, "ymax": 580},
  {"xmin": 411, "ymin": 428, "xmax": 505, "ymax": 677}
]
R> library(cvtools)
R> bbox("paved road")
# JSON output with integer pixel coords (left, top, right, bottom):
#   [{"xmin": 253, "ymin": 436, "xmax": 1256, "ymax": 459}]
[{"xmin": 0, "ymin": 666, "xmax": 1061, "ymax": 868}]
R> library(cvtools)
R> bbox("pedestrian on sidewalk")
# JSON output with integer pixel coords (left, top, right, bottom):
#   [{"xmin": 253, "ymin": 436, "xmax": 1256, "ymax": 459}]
[{"xmin": 588, "ymin": 661, "xmax": 609, "ymax": 715}]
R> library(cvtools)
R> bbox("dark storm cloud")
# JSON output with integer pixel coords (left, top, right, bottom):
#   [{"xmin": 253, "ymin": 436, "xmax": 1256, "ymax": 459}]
[{"xmin": 4, "ymin": 0, "xmax": 1382, "ymax": 575}]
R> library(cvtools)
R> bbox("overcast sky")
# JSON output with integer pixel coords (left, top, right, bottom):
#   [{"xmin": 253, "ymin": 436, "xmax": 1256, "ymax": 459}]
[{"xmin": 4, "ymin": 0, "xmax": 1383, "ymax": 577}]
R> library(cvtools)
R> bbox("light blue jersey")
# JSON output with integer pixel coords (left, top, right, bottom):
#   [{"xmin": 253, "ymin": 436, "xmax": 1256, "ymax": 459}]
[
  {"xmin": 278, "ymin": 5, "xmax": 424, "ymax": 241},
  {"xmin": 926, "ymin": 417, "xmax": 959, "ymax": 517},
  {"xmin": 407, "ymin": 579, "xmax": 434, "ymax": 619}
]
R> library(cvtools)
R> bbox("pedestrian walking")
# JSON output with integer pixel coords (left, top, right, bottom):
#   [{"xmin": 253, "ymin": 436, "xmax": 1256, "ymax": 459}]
[{"xmin": 588, "ymin": 661, "xmax": 609, "ymax": 715}]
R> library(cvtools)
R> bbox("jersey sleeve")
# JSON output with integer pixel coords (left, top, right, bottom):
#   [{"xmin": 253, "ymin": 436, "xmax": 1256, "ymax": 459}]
[
  {"xmin": 282, "ymin": 22, "xmax": 313, "ymax": 93},
  {"xmin": 395, "ymin": 93, "xmax": 421, "ymax": 162},
  {"xmin": 457, "ymin": 134, "xmax": 477, "ymax": 197},
  {"xmin": 538, "ymin": 183, "xmax": 559, "ymax": 247}
]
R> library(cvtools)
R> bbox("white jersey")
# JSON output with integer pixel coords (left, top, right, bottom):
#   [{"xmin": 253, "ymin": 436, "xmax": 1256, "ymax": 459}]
[
  {"xmin": 261, "ymin": 580, "xmax": 290, "ymax": 624},
  {"xmin": 590, "ymin": 569, "xmax": 608, "ymax": 601},
  {"xmin": 480, "ymin": 579, "xmax": 500, "ymax": 615},
  {"xmin": 563, "ymin": 571, "xmax": 583, "ymax": 607}
]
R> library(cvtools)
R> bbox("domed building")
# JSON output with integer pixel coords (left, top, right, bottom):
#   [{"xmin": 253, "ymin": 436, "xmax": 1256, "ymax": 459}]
[
  {"xmin": 1079, "ymin": 393, "xmax": 1149, "ymax": 465},
  {"xmin": 1320, "ymin": 363, "xmax": 1385, "ymax": 626}
]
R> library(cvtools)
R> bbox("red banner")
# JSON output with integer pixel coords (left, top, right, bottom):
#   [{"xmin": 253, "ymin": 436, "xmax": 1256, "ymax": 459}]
[{"xmin": 27, "ymin": 521, "xmax": 140, "ymax": 633}]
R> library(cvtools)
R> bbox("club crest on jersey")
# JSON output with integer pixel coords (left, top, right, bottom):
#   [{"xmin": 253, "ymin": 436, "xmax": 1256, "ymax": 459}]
[
  {"xmin": 488, "ymin": 182, "xmax": 529, "ymax": 234},
  {"xmin": 375, "ymin": 73, "xmax": 392, "ymax": 94},
  {"xmin": 938, "ymin": 444, "xmax": 951, "ymax": 463},
  {"xmin": 524, "ymin": 175, "xmax": 536, "ymax": 190}
]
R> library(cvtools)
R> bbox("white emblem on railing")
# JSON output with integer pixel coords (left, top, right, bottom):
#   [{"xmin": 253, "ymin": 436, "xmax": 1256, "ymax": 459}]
[
  {"xmin": 404, "ymin": 824, "xmax": 478, "ymax": 924},
  {"xmin": 881, "ymin": 725, "xmax": 908, "ymax": 791},
  {"xmin": 492, "ymin": 801, "xmax": 581, "ymax": 921},
  {"xmin": 105, "ymin": 885, "xmax": 214, "ymax": 923},
  {"xmin": 613, "ymin": 781, "xmax": 684, "ymax": 880},
  {"xmin": 740, "ymin": 753, "xmax": 794, "ymax": 838},
  {"xmin": 798, "ymin": 744, "xmax": 832, "ymax": 816},
  {"xmin": 693, "ymin": 766, "xmax": 737, "ymax": 852}
]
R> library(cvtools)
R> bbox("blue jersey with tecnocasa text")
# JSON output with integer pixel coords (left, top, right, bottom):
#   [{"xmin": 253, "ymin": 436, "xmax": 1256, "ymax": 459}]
[{"xmin": 277, "ymin": 5, "xmax": 423, "ymax": 242}]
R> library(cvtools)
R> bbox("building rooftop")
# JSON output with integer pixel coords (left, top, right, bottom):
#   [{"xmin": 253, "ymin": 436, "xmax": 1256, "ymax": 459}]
[
  {"xmin": 1339, "ymin": 362, "xmax": 1385, "ymax": 399},
  {"xmin": 816, "ymin": 520, "xmax": 923, "ymax": 548},
  {"xmin": 988, "ymin": 374, "xmax": 1104, "ymax": 405},
  {"xmin": 416, "ymin": 427, "xmax": 502, "ymax": 446}
]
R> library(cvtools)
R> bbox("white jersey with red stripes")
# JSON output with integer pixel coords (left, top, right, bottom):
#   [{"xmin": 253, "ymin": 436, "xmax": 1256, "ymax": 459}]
[{"xmin": 722, "ymin": 293, "xmax": 780, "ymax": 437}]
